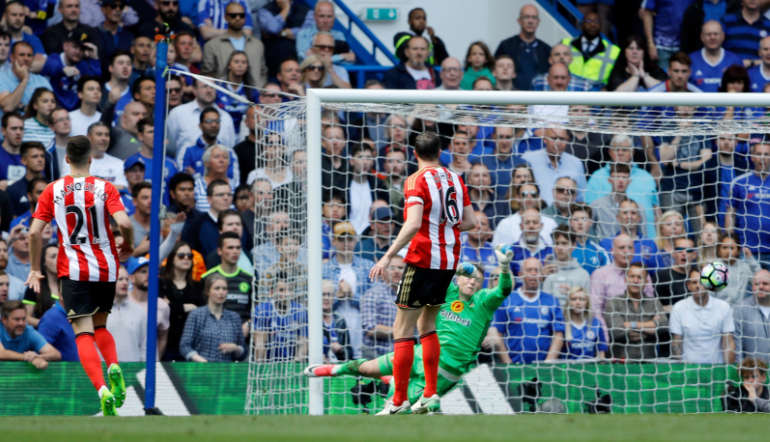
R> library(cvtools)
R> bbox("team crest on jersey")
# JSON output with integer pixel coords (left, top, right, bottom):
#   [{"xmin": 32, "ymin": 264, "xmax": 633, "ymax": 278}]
[
  {"xmin": 450, "ymin": 300, "xmax": 464, "ymax": 313},
  {"xmin": 540, "ymin": 306, "xmax": 549, "ymax": 315},
  {"xmin": 239, "ymin": 282, "xmax": 250, "ymax": 293},
  {"xmin": 586, "ymin": 330, "xmax": 595, "ymax": 340}
]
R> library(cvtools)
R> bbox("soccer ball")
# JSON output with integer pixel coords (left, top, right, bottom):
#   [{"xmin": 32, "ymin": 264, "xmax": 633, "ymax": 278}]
[{"xmin": 700, "ymin": 261, "xmax": 729, "ymax": 292}]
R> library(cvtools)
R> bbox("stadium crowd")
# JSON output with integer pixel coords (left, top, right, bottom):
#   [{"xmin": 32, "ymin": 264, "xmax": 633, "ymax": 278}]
[{"xmin": 0, "ymin": 0, "xmax": 769, "ymax": 410}]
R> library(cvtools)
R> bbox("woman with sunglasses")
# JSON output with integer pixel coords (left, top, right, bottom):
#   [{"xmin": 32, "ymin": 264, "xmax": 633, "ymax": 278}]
[{"xmin": 159, "ymin": 241, "xmax": 205, "ymax": 361}]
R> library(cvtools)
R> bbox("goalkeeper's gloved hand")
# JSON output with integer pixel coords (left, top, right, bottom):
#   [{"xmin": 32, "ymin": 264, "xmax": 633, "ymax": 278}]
[
  {"xmin": 495, "ymin": 245, "xmax": 513, "ymax": 267},
  {"xmin": 456, "ymin": 262, "xmax": 477, "ymax": 278}
]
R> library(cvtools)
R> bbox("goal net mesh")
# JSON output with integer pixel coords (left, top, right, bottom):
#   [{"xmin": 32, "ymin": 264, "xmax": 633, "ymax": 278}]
[{"xmin": 244, "ymin": 95, "xmax": 769, "ymax": 415}]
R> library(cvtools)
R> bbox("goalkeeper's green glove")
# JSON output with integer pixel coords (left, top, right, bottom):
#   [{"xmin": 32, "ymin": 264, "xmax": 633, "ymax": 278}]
[
  {"xmin": 456, "ymin": 262, "xmax": 477, "ymax": 278},
  {"xmin": 495, "ymin": 245, "xmax": 513, "ymax": 268}
]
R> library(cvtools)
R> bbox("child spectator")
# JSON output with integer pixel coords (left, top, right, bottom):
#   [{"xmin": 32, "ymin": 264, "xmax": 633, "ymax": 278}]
[{"xmin": 460, "ymin": 41, "xmax": 496, "ymax": 90}]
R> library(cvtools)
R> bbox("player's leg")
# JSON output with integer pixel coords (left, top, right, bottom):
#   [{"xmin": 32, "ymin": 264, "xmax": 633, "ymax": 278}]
[
  {"xmin": 389, "ymin": 307, "xmax": 422, "ymax": 408},
  {"xmin": 64, "ymin": 279, "xmax": 116, "ymax": 416},
  {"xmin": 92, "ymin": 282, "xmax": 125, "ymax": 408},
  {"xmin": 417, "ymin": 305, "xmax": 442, "ymax": 397},
  {"xmin": 304, "ymin": 357, "xmax": 384, "ymax": 378}
]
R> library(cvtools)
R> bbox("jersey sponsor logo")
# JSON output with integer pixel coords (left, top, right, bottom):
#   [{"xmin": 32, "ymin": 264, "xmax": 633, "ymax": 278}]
[
  {"xmin": 450, "ymin": 300, "xmax": 464, "ymax": 313},
  {"xmin": 440, "ymin": 309, "xmax": 470, "ymax": 327},
  {"xmin": 227, "ymin": 293, "xmax": 249, "ymax": 304}
]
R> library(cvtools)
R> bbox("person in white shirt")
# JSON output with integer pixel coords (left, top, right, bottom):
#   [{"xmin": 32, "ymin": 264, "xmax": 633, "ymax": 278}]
[
  {"xmin": 166, "ymin": 79, "xmax": 236, "ymax": 159},
  {"xmin": 68, "ymin": 76, "xmax": 102, "ymax": 136},
  {"xmin": 493, "ymin": 182, "xmax": 557, "ymax": 247},
  {"xmin": 106, "ymin": 266, "xmax": 147, "ymax": 362},
  {"xmin": 86, "ymin": 121, "xmax": 127, "ymax": 189},
  {"xmin": 670, "ymin": 268, "xmax": 736, "ymax": 364}
]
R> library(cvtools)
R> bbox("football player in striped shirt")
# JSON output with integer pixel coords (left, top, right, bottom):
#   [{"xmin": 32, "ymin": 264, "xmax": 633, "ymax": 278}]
[
  {"xmin": 26, "ymin": 135, "xmax": 134, "ymax": 416},
  {"xmin": 369, "ymin": 132, "xmax": 477, "ymax": 414}
]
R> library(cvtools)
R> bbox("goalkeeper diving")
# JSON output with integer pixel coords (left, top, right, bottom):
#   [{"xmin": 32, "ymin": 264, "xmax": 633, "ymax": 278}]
[{"xmin": 304, "ymin": 245, "xmax": 514, "ymax": 413}]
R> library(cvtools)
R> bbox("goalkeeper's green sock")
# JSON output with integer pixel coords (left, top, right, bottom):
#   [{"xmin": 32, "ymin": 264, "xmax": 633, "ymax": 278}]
[{"xmin": 333, "ymin": 358, "xmax": 367, "ymax": 376}]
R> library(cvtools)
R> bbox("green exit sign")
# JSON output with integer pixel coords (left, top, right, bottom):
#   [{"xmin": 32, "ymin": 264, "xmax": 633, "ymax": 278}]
[{"xmin": 363, "ymin": 7, "xmax": 397, "ymax": 22}]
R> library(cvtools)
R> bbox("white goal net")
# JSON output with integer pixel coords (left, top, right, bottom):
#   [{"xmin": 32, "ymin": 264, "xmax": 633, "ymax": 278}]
[{"xmin": 244, "ymin": 89, "xmax": 770, "ymax": 415}]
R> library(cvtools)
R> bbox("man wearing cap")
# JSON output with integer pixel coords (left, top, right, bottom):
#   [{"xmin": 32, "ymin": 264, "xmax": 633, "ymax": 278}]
[
  {"xmin": 40, "ymin": 34, "xmax": 101, "ymax": 111},
  {"xmin": 322, "ymin": 221, "xmax": 376, "ymax": 358},
  {"xmin": 121, "ymin": 257, "xmax": 170, "ymax": 359},
  {"xmin": 355, "ymin": 205, "xmax": 394, "ymax": 263},
  {"xmin": 41, "ymin": 0, "xmax": 103, "ymax": 55},
  {"xmin": 2, "ymin": 1, "xmax": 47, "ymax": 71}
]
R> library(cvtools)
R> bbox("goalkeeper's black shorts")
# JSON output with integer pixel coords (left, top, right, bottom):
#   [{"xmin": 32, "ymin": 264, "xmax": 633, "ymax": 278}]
[{"xmin": 395, "ymin": 264, "xmax": 455, "ymax": 309}]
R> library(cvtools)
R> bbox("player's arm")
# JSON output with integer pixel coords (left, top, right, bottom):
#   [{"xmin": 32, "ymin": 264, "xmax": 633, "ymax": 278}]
[
  {"xmin": 457, "ymin": 204, "xmax": 477, "ymax": 232},
  {"xmin": 722, "ymin": 333, "xmax": 736, "ymax": 365},
  {"xmin": 111, "ymin": 210, "xmax": 134, "ymax": 259},
  {"xmin": 25, "ymin": 218, "xmax": 47, "ymax": 293},
  {"xmin": 369, "ymin": 203, "xmax": 423, "ymax": 281}
]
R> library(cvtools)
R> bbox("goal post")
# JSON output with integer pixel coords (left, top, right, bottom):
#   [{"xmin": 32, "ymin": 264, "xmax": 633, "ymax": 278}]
[{"xmin": 243, "ymin": 88, "xmax": 770, "ymax": 415}]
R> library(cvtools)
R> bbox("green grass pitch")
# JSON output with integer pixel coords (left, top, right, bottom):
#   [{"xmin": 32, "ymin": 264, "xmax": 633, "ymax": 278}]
[{"xmin": 1, "ymin": 415, "xmax": 766, "ymax": 442}]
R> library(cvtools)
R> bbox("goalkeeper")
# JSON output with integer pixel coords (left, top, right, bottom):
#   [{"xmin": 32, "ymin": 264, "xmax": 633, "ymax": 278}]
[{"xmin": 304, "ymin": 246, "xmax": 513, "ymax": 412}]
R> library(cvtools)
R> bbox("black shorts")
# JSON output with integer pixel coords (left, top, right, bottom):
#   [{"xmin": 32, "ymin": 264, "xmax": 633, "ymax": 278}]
[
  {"xmin": 60, "ymin": 278, "xmax": 117, "ymax": 319},
  {"xmin": 395, "ymin": 264, "xmax": 455, "ymax": 309}
]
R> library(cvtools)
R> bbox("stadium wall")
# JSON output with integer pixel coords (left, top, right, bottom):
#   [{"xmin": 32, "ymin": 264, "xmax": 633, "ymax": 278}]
[{"xmin": 0, "ymin": 362, "xmax": 743, "ymax": 415}]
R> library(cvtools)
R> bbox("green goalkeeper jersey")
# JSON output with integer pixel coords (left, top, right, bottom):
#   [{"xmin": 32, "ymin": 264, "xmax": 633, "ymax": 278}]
[{"xmin": 436, "ymin": 271, "xmax": 512, "ymax": 373}]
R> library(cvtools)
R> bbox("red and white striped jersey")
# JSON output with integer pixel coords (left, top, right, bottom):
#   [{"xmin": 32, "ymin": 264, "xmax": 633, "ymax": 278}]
[
  {"xmin": 403, "ymin": 166, "xmax": 470, "ymax": 270},
  {"xmin": 33, "ymin": 176, "xmax": 126, "ymax": 282}
]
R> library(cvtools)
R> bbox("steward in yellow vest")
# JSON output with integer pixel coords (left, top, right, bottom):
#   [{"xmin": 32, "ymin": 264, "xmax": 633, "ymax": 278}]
[{"xmin": 561, "ymin": 12, "xmax": 619, "ymax": 86}]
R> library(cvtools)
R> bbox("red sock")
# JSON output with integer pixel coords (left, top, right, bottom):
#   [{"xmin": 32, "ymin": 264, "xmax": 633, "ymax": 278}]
[
  {"xmin": 94, "ymin": 326, "xmax": 119, "ymax": 366},
  {"xmin": 420, "ymin": 331, "xmax": 440, "ymax": 398},
  {"xmin": 75, "ymin": 333, "xmax": 106, "ymax": 391},
  {"xmin": 392, "ymin": 338, "xmax": 415, "ymax": 406}
]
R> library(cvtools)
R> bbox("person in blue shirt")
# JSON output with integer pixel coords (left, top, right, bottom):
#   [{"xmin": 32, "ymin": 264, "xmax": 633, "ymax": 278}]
[
  {"xmin": 748, "ymin": 36, "xmax": 770, "ymax": 92},
  {"xmin": 640, "ymin": 0, "xmax": 697, "ymax": 70},
  {"xmin": 124, "ymin": 118, "xmax": 178, "ymax": 191},
  {"xmin": 715, "ymin": 134, "xmax": 750, "ymax": 227},
  {"xmin": 561, "ymin": 286, "xmax": 608, "ymax": 360},
  {"xmin": 460, "ymin": 211, "xmax": 498, "ymax": 279},
  {"xmin": 0, "ymin": 42, "xmax": 53, "ymax": 114},
  {"xmin": 569, "ymin": 203, "xmax": 609, "ymax": 275},
  {"xmin": 721, "ymin": 0, "xmax": 770, "ymax": 64},
  {"xmin": 0, "ymin": 300, "xmax": 61, "ymax": 368},
  {"xmin": 40, "ymin": 34, "xmax": 101, "ymax": 111},
  {"xmin": 37, "ymin": 301, "xmax": 79, "ymax": 362},
  {"xmin": 726, "ymin": 139, "xmax": 770, "ymax": 269},
  {"xmin": 3, "ymin": 1, "xmax": 47, "ymax": 66},
  {"xmin": 179, "ymin": 107, "xmax": 239, "ymax": 183},
  {"xmin": 494, "ymin": 257, "xmax": 564, "ymax": 364},
  {"xmin": 510, "ymin": 208, "xmax": 554, "ymax": 277},
  {"xmin": 355, "ymin": 206, "xmax": 394, "ymax": 263},
  {"xmin": 599, "ymin": 200, "xmax": 664, "ymax": 272},
  {"xmin": 252, "ymin": 272, "xmax": 308, "ymax": 361},
  {"xmin": 689, "ymin": 20, "xmax": 744, "ymax": 93}
]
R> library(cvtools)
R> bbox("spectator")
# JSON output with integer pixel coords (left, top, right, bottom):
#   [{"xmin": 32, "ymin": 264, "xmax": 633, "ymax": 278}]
[
  {"xmin": 689, "ymin": 21, "xmax": 744, "ymax": 92},
  {"xmin": 460, "ymin": 41, "xmax": 496, "ymax": 90},
  {"xmin": 494, "ymin": 257, "xmax": 564, "ymax": 363},
  {"xmin": 559, "ymin": 12, "xmax": 620, "ymax": 87},
  {"xmin": 467, "ymin": 163, "xmax": 507, "ymax": 229},
  {"xmin": 7, "ymin": 142, "xmax": 46, "ymax": 217},
  {"xmin": 0, "ymin": 300, "xmax": 61, "ymax": 368},
  {"xmin": 137, "ymin": 0, "xmax": 194, "ymax": 37},
  {"xmin": 356, "ymin": 205, "xmax": 394, "ymax": 263},
  {"xmin": 159, "ymin": 241, "xmax": 205, "ymax": 361},
  {"xmin": 345, "ymin": 141, "xmax": 388, "ymax": 234},
  {"xmin": 198, "ymin": 0, "xmax": 256, "ymax": 41},
  {"xmin": 69, "ymin": 77, "xmax": 103, "ymax": 136},
  {"xmin": 598, "ymin": 200, "xmax": 662, "ymax": 270},
  {"xmin": 603, "ymin": 262, "xmax": 667, "ymax": 360},
  {"xmin": 245, "ymin": 132, "xmax": 289, "ymax": 189},
  {"xmin": 109, "ymin": 75, "xmax": 154, "ymax": 126},
  {"xmin": 275, "ymin": 58, "xmax": 304, "ymax": 95},
  {"xmin": 5, "ymin": 224, "xmax": 31, "ymax": 282},
  {"xmin": 21, "ymin": 243, "xmax": 58, "ymax": 327},
  {"xmin": 84, "ymin": 122, "xmax": 128, "ymax": 189},
  {"xmin": 41, "ymin": 34, "xmax": 101, "ymax": 111},
  {"xmin": 101, "ymin": 51, "xmax": 132, "ymax": 114},
  {"xmin": 726, "ymin": 139, "xmax": 770, "ymax": 268},
  {"xmin": 360, "ymin": 253, "xmax": 401, "ymax": 359},
  {"xmin": 21, "ymin": 88, "xmax": 55, "ymax": 146},
  {"xmin": 253, "ymin": 270, "xmax": 308, "ymax": 361},
  {"xmin": 699, "ymin": 220, "xmax": 720, "ymax": 264},
  {"xmin": 591, "ymin": 163, "xmax": 651, "ymax": 240},
  {"xmin": 522, "ymin": 127, "xmax": 587, "ymax": 206},
  {"xmin": 543, "ymin": 176, "xmax": 578, "ymax": 228},
  {"xmin": 724, "ymin": 357, "xmax": 770, "ymax": 413},
  {"xmin": 0, "ymin": 241, "xmax": 24, "ymax": 300},
  {"xmin": 45, "ymin": 108, "xmax": 72, "ymax": 177},
  {"xmin": 460, "ymin": 210, "xmax": 497, "ymax": 276},
  {"xmin": 527, "ymin": 63, "xmax": 573, "ymax": 121},
  {"xmin": 591, "ymin": 233, "xmax": 655, "ymax": 319},
  {"xmin": 171, "ymin": 30, "xmax": 202, "ymax": 85},
  {"xmin": 655, "ymin": 210, "xmax": 687, "ymax": 268},
  {"xmin": 247, "ymin": 178, "xmax": 273, "ymax": 248},
  {"xmin": 41, "ymin": 0, "xmax": 102, "ymax": 55},
  {"xmin": 258, "ymin": 0, "xmax": 312, "ymax": 77},
  {"xmin": 167, "ymin": 79, "xmax": 236, "ymax": 159},
  {"xmin": 570, "ymin": 203, "xmax": 609, "ymax": 274},
  {"xmin": 189, "ymin": 177, "xmax": 233, "ymax": 254},
  {"xmin": 531, "ymin": 44, "xmax": 596, "ymax": 91},
  {"xmin": 510, "ymin": 208, "xmax": 554, "ymax": 276},
  {"xmin": 494, "ymin": 4, "xmax": 551, "ymax": 91},
  {"xmin": 36, "ymin": 298, "xmax": 78, "ymax": 362},
  {"xmin": 297, "ymin": 1, "xmax": 345, "ymax": 61},
  {"xmin": 543, "ymin": 225, "xmax": 591, "ymax": 304},
  {"xmin": 9, "ymin": 176, "xmax": 47, "ymax": 230},
  {"xmin": 201, "ymin": 1, "xmax": 267, "ymax": 88},
  {"xmin": 166, "ymin": 75, "xmax": 184, "ymax": 110},
  {"xmin": 680, "ymin": 0, "xmax": 733, "ymax": 54},
  {"xmin": 748, "ymin": 36, "xmax": 770, "ymax": 92},
  {"xmin": 180, "ymin": 273, "xmax": 246, "ymax": 362},
  {"xmin": 647, "ymin": 52, "xmax": 703, "ymax": 92},
  {"xmin": 169, "ymin": 172, "xmax": 204, "ymax": 240},
  {"xmin": 653, "ymin": 236, "xmax": 698, "ymax": 312},
  {"xmin": 124, "ymin": 118, "xmax": 179, "ymax": 188},
  {"xmin": 212, "ymin": 51, "xmax": 260, "ymax": 135},
  {"xmin": 716, "ymin": 233, "xmax": 761, "ymax": 305},
  {"xmin": 320, "ymin": 280, "xmax": 352, "ymax": 362},
  {"xmin": 379, "ymin": 147, "xmax": 406, "ymax": 223},
  {"xmin": 722, "ymin": 0, "xmax": 770, "ymax": 64},
  {"xmin": 304, "ymin": 32, "xmax": 351, "ymax": 88},
  {"xmin": 443, "ymin": 132, "xmax": 473, "ymax": 177},
  {"xmin": 734, "ymin": 269, "xmax": 770, "ymax": 363},
  {"xmin": 233, "ymin": 105, "xmax": 259, "ymax": 180},
  {"xmin": 608, "ymin": 34, "xmax": 667, "ymax": 91},
  {"xmin": 561, "ymin": 286, "xmax": 608, "ymax": 360},
  {"xmin": 201, "ymin": 231, "xmax": 253, "ymax": 327},
  {"xmin": 194, "ymin": 144, "xmax": 238, "ymax": 213},
  {"xmin": 0, "ymin": 271, "xmax": 8, "ymax": 302},
  {"xmin": 179, "ymin": 108, "xmax": 239, "ymax": 183},
  {"xmin": 585, "ymin": 134, "xmax": 659, "ymax": 239},
  {"xmin": 0, "ymin": 42, "xmax": 52, "ymax": 114},
  {"xmin": 476, "ymin": 126, "xmax": 517, "ymax": 201},
  {"xmin": 0, "ymin": 112, "xmax": 26, "ymax": 189},
  {"xmin": 393, "ymin": 7, "xmax": 448, "ymax": 66},
  {"xmin": 493, "ymin": 54, "xmax": 516, "ymax": 91},
  {"xmin": 493, "ymin": 182, "xmax": 557, "ymax": 247},
  {"xmin": 437, "ymin": 57, "xmax": 462, "ymax": 90},
  {"xmin": 383, "ymin": 35, "xmax": 439, "ymax": 90},
  {"xmin": 98, "ymin": 0, "xmax": 137, "ymax": 62},
  {"xmin": 0, "ymin": 31, "xmax": 8, "ymax": 69},
  {"xmin": 671, "ymin": 267, "xmax": 736, "ymax": 363},
  {"xmin": 204, "ymin": 209, "xmax": 252, "ymax": 270},
  {"xmin": 108, "ymin": 100, "xmax": 145, "ymax": 160},
  {"xmin": 641, "ymin": 0, "xmax": 698, "ymax": 71},
  {"xmin": 2, "ymin": 1, "xmax": 47, "ymax": 70},
  {"xmin": 118, "ymin": 156, "xmax": 143, "ymax": 214}
]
